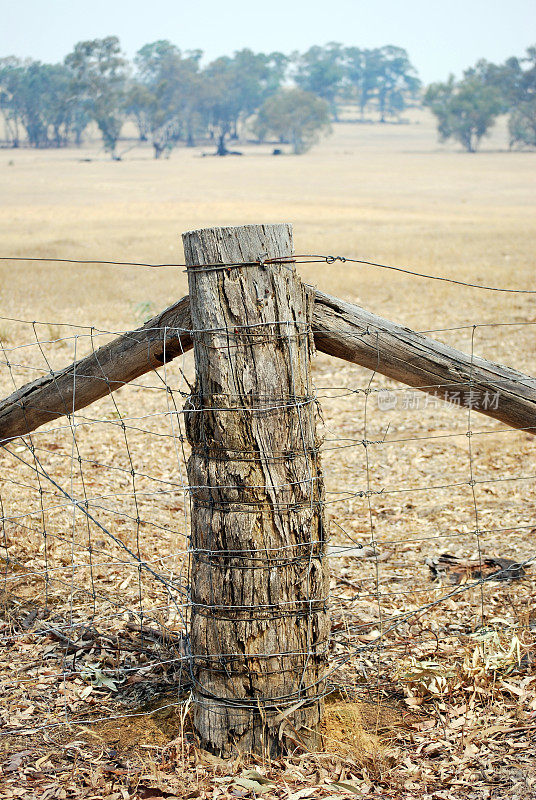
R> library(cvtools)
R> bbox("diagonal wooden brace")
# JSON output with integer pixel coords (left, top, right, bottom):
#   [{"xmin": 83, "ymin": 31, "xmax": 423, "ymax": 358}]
[{"xmin": 0, "ymin": 289, "xmax": 534, "ymax": 443}]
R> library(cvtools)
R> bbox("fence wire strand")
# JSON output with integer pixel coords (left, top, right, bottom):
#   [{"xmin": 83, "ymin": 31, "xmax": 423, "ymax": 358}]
[{"xmin": 0, "ymin": 253, "xmax": 534, "ymax": 742}]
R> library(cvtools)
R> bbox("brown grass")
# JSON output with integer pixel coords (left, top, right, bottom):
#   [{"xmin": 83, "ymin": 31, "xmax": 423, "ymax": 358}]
[
  {"xmin": 1, "ymin": 110, "xmax": 535, "ymax": 329},
  {"xmin": 0, "ymin": 111, "xmax": 535, "ymax": 799}
]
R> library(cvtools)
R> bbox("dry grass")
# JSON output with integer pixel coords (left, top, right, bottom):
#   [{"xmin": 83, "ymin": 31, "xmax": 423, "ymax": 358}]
[
  {"xmin": 1, "ymin": 110, "xmax": 535, "ymax": 329},
  {"xmin": 0, "ymin": 111, "xmax": 535, "ymax": 798}
]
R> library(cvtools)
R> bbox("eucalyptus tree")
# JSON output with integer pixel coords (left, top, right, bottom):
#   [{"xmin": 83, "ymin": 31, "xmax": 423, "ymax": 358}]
[
  {"xmin": 462, "ymin": 46, "xmax": 536, "ymax": 150},
  {"xmin": 227, "ymin": 49, "xmax": 288, "ymax": 137},
  {"xmin": 132, "ymin": 40, "xmax": 204, "ymax": 156},
  {"xmin": 254, "ymin": 88, "xmax": 331, "ymax": 153},
  {"xmin": 466, "ymin": 57, "xmax": 524, "ymax": 114},
  {"xmin": 374, "ymin": 46, "xmax": 421, "ymax": 121},
  {"xmin": 202, "ymin": 49, "xmax": 286, "ymax": 155},
  {"xmin": 26, "ymin": 62, "xmax": 75, "ymax": 146},
  {"xmin": 507, "ymin": 46, "xmax": 536, "ymax": 149},
  {"xmin": 343, "ymin": 47, "xmax": 383, "ymax": 118},
  {"xmin": 65, "ymin": 36, "xmax": 128, "ymax": 158},
  {"xmin": 324, "ymin": 45, "xmax": 421, "ymax": 120},
  {"xmin": 0, "ymin": 59, "xmax": 81, "ymax": 147},
  {"xmin": 424, "ymin": 73, "xmax": 502, "ymax": 152},
  {"xmin": 202, "ymin": 56, "xmax": 241, "ymax": 154},
  {"xmin": 294, "ymin": 43, "xmax": 344, "ymax": 119},
  {"xmin": 125, "ymin": 80, "xmax": 153, "ymax": 142},
  {"xmin": 0, "ymin": 57, "xmax": 26, "ymax": 146}
]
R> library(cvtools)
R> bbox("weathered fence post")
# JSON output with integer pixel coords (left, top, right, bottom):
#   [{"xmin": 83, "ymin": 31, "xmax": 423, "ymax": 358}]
[{"xmin": 183, "ymin": 224, "xmax": 329, "ymax": 756}]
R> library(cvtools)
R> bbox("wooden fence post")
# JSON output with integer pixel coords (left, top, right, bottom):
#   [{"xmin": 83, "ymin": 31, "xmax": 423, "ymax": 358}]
[{"xmin": 183, "ymin": 224, "xmax": 329, "ymax": 756}]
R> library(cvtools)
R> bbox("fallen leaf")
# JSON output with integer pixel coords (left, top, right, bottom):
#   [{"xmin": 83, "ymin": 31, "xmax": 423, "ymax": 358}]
[
  {"xmin": 328, "ymin": 782, "xmax": 362, "ymax": 795},
  {"xmin": 234, "ymin": 777, "xmax": 274, "ymax": 794}
]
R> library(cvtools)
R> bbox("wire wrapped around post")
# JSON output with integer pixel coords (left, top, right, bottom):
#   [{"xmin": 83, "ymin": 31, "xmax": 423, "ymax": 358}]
[{"xmin": 183, "ymin": 224, "xmax": 330, "ymax": 757}]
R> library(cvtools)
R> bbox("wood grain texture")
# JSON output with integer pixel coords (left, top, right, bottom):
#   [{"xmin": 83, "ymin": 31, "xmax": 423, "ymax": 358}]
[
  {"xmin": 183, "ymin": 225, "xmax": 329, "ymax": 756},
  {"xmin": 0, "ymin": 297, "xmax": 192, "ymax": 443},
  {"xmin": 0, "ymin": 289, "xmax": 534, "ymax": 444},
  {"xmin": 312, "ymin": 289, "xmax": 536, "ymax": 433}
]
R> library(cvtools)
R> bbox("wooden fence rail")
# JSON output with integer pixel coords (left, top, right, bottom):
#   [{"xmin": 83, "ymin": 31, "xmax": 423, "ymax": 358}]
[{"xmin": 0, "ymin": 291, "xmax": 534, "ymax": 444}]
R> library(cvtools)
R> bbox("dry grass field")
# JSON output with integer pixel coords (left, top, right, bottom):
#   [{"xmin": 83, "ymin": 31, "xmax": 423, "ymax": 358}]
[
  {"xmin": 1, "ymin": 110, "xmax": 535, "ymax": 331},
  {"xmin": 0, "ymin": 111, "xmax": 535, "ymax": 799}
]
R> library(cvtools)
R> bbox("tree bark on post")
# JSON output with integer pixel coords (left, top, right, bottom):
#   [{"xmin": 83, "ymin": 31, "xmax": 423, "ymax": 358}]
[{"xmin": 183, "ymin": 224, "xmax": 329, "ymax": 757}]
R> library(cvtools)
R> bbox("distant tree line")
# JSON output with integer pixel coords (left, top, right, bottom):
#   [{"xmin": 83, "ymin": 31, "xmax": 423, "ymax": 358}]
[
  {"xmin": 3, "ymin": 37, "xmax": 533, "ymax": 157},
  {"xmin": 0, "ymin": 38, "xmax": 421, "ymax": 157},
  {"xmin": 425, "ymin": 46, "xmax": 536, "ymax": 152}
]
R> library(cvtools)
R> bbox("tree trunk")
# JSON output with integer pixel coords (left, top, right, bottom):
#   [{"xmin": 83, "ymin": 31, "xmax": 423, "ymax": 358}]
[
  {"xmin": 183, "ymin": 224, "xmax": 329, "ymax": 757},
  {"xmin": 216, "ymin": 131, "xmax": 228, "ymax": 156}
]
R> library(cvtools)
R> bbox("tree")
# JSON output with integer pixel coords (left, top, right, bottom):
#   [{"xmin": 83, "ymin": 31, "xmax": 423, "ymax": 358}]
[
  {"xmin": 254, "ymin": 89, "xmax": 331, "ymax": 154},
  {"xmin": 41, "ymin": 64, "xmax": 78, "ymax": 146},
  {"xmin": 374, "ymin": 46, "xmax": 421, "ymax": 122},
  {"xmin": 0, "ymin": 59, "xmax": 84, "ymax": 148},
  {"xmin": 342, "ymin": 46, "xmax": 421, "ymax": 121},
  {"xmin": 509, "ymin": 99, "xmax": 536, "ymax": 149},
  {"xmin": 65, "ymin": 37, "xmax": 127, "ymax": 158},
  {"xmin": 227, "ymin": 49, "xmax": 288, "ymax": 137},
  {"xmin": 20, "ymin": 62, "xmax": 54, "ymax": 146},
  {"xmin": 294, "ymin": 43, "xmax": 344, "ymax": 119},
  {"xmin": 466, "ymin": 57, "xmax": 523, "ymax": 113},
  {"xmin": 125, "ymin": 80, "xmax": 153, "ymax": 141},
  {"xmin": 459, "ymin": 46, "xmax": 536, "ymax": 150},
  {"xmin": 0, "ymin": 57, "xmax": 26, "ymax": 147},
  {"xmin": 344, "ymin": 47, "xmax": 379, "ymax": 119},
  {"xmin": 133, "ymin": 41, "xmax": 203, "ymax": 157},
  {"xmin": 424, "ymin": 73, "xmax": 502, "ymax": 152},
  {"xmin": 70, "ymin": 100, "xmax": 91, "ymax": 146},
  {"xmin": 201, "ymin": 50, "xmax": 287, "ymax": 155},
  {"xmin": 201, "ymin": 57, "xmax": 241, "ymax": 155},
  {"xmin": 507, "ymin": 46, "xmax": 536, "ymax": 149},
  {"xmin": 22, "ymin": 62, "xmax": 76, "ymax": 147}
]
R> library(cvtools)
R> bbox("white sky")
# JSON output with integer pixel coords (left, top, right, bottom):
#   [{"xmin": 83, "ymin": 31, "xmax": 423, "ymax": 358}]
[{"xmin": 1, "ymin": 0, "xmax": 535, "ymax": 83}]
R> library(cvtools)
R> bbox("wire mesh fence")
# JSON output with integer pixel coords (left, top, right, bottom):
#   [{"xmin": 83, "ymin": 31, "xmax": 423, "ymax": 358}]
[{"xmin": 0, "ymin": 253, "xmax": 534, "ymax": 763}]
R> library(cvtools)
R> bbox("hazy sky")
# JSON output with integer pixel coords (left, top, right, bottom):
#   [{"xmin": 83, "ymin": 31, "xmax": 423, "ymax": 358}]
[{"xmin": 1, "ymin": 0, "xmax": 535, "ymax": 83}]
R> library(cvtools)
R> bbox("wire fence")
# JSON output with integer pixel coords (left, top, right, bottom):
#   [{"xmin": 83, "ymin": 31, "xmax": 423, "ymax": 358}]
[{"xmin": 0, "ymin": 254, "xmax": 534, "ymax": 749}]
